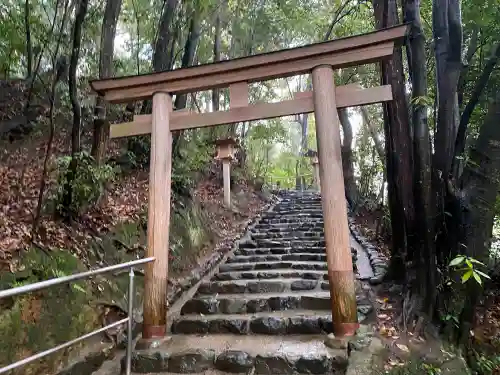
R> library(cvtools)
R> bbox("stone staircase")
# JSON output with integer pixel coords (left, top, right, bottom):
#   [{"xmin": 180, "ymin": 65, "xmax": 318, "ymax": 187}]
[{"xmin": 128, "ymin": 191, "xmax": 374, "ymax": 374}]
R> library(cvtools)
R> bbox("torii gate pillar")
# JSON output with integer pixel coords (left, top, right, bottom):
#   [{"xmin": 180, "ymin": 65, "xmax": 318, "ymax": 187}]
[
  {"xmin": 141, "ymin": 92, "xmax": 172, "ymax": 343},
  {"xmin": 312, "ymin": 65, "xmax": 358, "ymax": 336}
]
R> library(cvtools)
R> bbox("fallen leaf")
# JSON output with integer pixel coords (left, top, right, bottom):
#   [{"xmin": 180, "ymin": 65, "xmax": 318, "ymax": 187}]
[{"xmin": 396, "ymin": 344, "xmax": 410, "ymax": 352}]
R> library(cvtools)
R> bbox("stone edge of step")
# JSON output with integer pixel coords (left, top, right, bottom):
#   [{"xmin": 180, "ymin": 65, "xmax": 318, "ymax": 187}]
[{"xmin": 123, "ymin": 342, "xmax": 348, "ymax": 374}]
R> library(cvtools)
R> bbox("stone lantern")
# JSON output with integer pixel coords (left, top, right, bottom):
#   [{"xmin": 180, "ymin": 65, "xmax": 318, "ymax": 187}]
[{"xmin": 215, "ymin": 138, "xmax": 238, "ymax": 207}]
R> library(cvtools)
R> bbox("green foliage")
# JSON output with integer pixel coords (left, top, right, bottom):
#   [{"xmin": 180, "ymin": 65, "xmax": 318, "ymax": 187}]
[
  {"xmin": 470, "ymin": 351, "xmax": 500, "ymax": 375},
  {"xmin": 449, "ymin": 255, "xmax": 491, "ymax": 286},
  {"xmin": 52, "ymin": 152, "xmax": 117, "ymax": 215}
]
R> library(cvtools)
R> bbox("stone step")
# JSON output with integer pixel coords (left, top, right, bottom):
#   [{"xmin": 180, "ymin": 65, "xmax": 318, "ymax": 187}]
[
  {"xmin": 234, "ymin": 247, "xmax": 327, "ymax": 256},
  {"xmin": 274, "ymin": 206, "xmax": 323, "ymax": 210},
  {"xmin": 270, "ymin": 209, "xmax": 323, "ymax": 214},
  {"xmin": 212, "ymin": 269, "xmax": 328, "ymax": 281},
  {"xmin": 226, "ymin": 253, "xmax": 328, "ymax": 264},
  {"xmin": 180, "ymin": 291, "xmax": 334, "ymax": 315},
  {"xmin": 218, "ymin": 261, "xmax": 328, "ymax": 273},
  {"xmin": 126, "ymin": 334, "xmax": 347, "ymax": 374},
  {"xmin": 253, "ymin": 223, "xmax": 324, "ymax": 230},
  {"xmin": 264, "ymin": 212, "xmax": 324, "ymax": 218},
  {"xmin": 251, "ymin": 232, "xmax": 324, "ymax": 240},
  {"xmin": 259, "ymin": 218, "xmax": 324, "ymax": 225},
  {"xmin": 254, "ymin": 239, "xmax": 326, "ymax": 247},
  {"xmin": 171, "ymin": 310, "xmax": 334, "ymax": 335},
  {"xmin": 198, "ymin": 278, "xmax": 325, "ymax": 295}
]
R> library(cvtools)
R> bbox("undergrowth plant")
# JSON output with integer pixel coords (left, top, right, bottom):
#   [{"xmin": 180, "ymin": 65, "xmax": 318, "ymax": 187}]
[{"xmin": 52, "ymin": 151, "xmax": 117, "ymax": 215}]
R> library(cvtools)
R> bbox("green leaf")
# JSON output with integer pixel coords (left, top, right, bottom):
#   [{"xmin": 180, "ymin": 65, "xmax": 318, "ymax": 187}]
[
  {"xmin": 475, "ymin": 270, "xmax": 491, "ymax": 279},
  {"xmin": 472, "ymin": 271, "xmax": 482, "ymax": 285},
  {"xmin": 449, "ymin": 256, "xmax": 465, "ymax": 267},
  {"xmin": 462, "ymin": 270, "xmax": 473, "ymax": 283},
  {"xmin": 468, "ymin": 258, "xmax": 485, "ymax": 266},
  {"xmin": 466, "ymin": 259, "xmax": 473, "ymax": 269},
  {"xmin": 72, "ymin": 283, "xmax": 87, "ymax": 294}
]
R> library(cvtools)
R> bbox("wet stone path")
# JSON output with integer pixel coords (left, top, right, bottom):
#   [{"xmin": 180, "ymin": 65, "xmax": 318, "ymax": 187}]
[{"xmin": 127, "ymin": 191, "xmax": 375, "ymax": 375}]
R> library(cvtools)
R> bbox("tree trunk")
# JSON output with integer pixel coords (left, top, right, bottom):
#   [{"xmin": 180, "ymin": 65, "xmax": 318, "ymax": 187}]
[
  {"xmin": 431, "ymin": 0, "xmax": 463, "ymax": 273},
  {"xmin": 172, "ymin": 5, "xmax": 202, "ymax": 157},
  {"xmin": 454, "ymin": 42, "xmax": 500, "ymax": 175},
  {"xmin": 457, "ymin": 26, "xmax": 478, "ymax": 108},
  {"xmin": 338, "ymin": 108, "xmax": 359, "ymax": 205},
  {"xmin": 404, "ymin": 0, "xmax": 436, "ymax": 318},
  {"xmin": 458, "ymin": 91, "xmax": 500, "ymax": 342},
  {"xmin": 152, "ymin": 0, "xmax": 179, "ymax": 72},
  {"xmin": 91, "ymin": 0, "xmax": 123, "ymax": 164},
  {"xmin": 63, "ymin": 0, "xmax": 88, "ymax": 218},
  {"xmin": 212, "ymin": 10, "xmax": 222, "ymax": 112},
  {"xmin": 373, "ymin": 0, "xmax": 415, "ymax": 281},
  {"xmin": 432, "ymin": 0, "xmax": 462, "ymax": 179},
  {"xmin": 25, "ymin": 0, "xmax": 33, "ymax": 79},
  {"xmin": 361, "ymin": 107, "xmax": 384, "ymax": 161}
]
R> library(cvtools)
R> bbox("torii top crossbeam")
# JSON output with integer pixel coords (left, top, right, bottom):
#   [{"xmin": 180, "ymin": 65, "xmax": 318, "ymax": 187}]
[
  {"xmin": 88, "ymin": 24, "xmax": 408, "ymax": 345},
  {"xmin": 90, "ymin": 25, "xmax": 407, "ymax": 102}
]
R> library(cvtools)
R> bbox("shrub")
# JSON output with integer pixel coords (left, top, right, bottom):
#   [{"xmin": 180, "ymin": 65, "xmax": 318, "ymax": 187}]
[{"xmin": 52, "ymin": 151, "xmax": 117, "ymax": 215}]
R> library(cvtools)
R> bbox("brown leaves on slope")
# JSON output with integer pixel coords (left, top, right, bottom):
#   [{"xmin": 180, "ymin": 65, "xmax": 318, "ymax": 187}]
[{"xmin": 0, "ymin": 122, "xmax": 150, "ymax": 270}]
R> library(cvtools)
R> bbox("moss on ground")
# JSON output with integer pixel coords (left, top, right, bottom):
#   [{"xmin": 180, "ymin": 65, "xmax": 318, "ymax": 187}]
[
  {"xmin": 0, "ymin": 195, "xmax": 216, "ymax": 375},
  {"xmin": 0, "ymin": 249, "xmax": 97, "ymax": 375}
]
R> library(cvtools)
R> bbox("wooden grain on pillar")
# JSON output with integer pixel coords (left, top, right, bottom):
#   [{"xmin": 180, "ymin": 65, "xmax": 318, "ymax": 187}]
[
  {"xmin": 312, "ymin": 65, "xmax": 358, "ymax": 337},
  {"xmin": 142, "ymin": 91, "xmax": 172, "ymax": 341}
]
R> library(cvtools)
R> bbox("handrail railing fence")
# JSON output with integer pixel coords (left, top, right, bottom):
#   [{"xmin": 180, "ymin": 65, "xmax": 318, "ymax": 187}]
[{"xmin": 0, "ymin": 257, "xmax": 155, "ymax": 375}]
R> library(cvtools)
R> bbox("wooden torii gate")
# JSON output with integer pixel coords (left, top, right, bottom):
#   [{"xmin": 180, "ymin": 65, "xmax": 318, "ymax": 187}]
[{"xmin": 90, "ymin": 24, "xmax": 407, "ymax": 346}]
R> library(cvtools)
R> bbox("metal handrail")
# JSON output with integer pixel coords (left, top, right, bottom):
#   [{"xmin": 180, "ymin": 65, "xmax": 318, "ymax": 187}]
[{"xmin": 0, "ymin": 256, "xmax": 155, "ymax": 375}]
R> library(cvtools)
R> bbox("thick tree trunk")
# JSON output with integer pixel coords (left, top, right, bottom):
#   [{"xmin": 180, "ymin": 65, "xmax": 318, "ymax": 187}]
[
  {"xmin": 338, "ymin": 109, "xmax": 359, "ymax": 205},
  {"xmin": 458, "ymin": 91, "xmax": 500, "ymax": 342},
  {"xmin": 432, "ymin": 0, "xmax": 462, "ymax": 178},
  {"xmin": 404, "ymin": 0, "xmax": 436, "ymax": 318},
  {"xmin": 431, "ymin": 0, "xmax": 463, "ymax": 272},
  {"xmin": 153, "ymin": 0, "xmax": 179, "ymax": 72},
  {"xmin": 91, "ymin": 0, "xmax": 123, "ymax": 164},
  {"xmin": 373, "ymin": 0, "xmax": 415, "ymax": 281}
]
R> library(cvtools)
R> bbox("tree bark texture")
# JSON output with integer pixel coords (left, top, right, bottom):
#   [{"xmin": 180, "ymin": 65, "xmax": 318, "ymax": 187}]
[
  {"xmin": 458, "ymin": 91, "xmax": 500, "ymax": 341},
  {"xmin": 404, "ymin": 0, "xmax": 436, "ymax": 318},
  {"xmin": 338, "ymin": 109, "xmax": 359, "ymax": 206},
  {"xmin": 91, "ymin": 0, "xmax": 123, "ymax": 164},
  {"xmin": 172, "ymin": 6, "xmax": 202, "ymax": 158},
  {"xmin": 373, "ymin": 0, "xmax": 415, "ymax": 280},
  {"xmin": 153, "ymin": 0, "xmax": 179, "ymax": 72},
  {"xmin": 432, "ymin": 0, "xmax": 462, "ymax": 178}
]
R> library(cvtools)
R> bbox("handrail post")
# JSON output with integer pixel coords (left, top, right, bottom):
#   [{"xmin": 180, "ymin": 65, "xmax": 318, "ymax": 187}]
[{"xmin": 125, "ymin": 267, "xmax": 135, "ymax": 375}]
